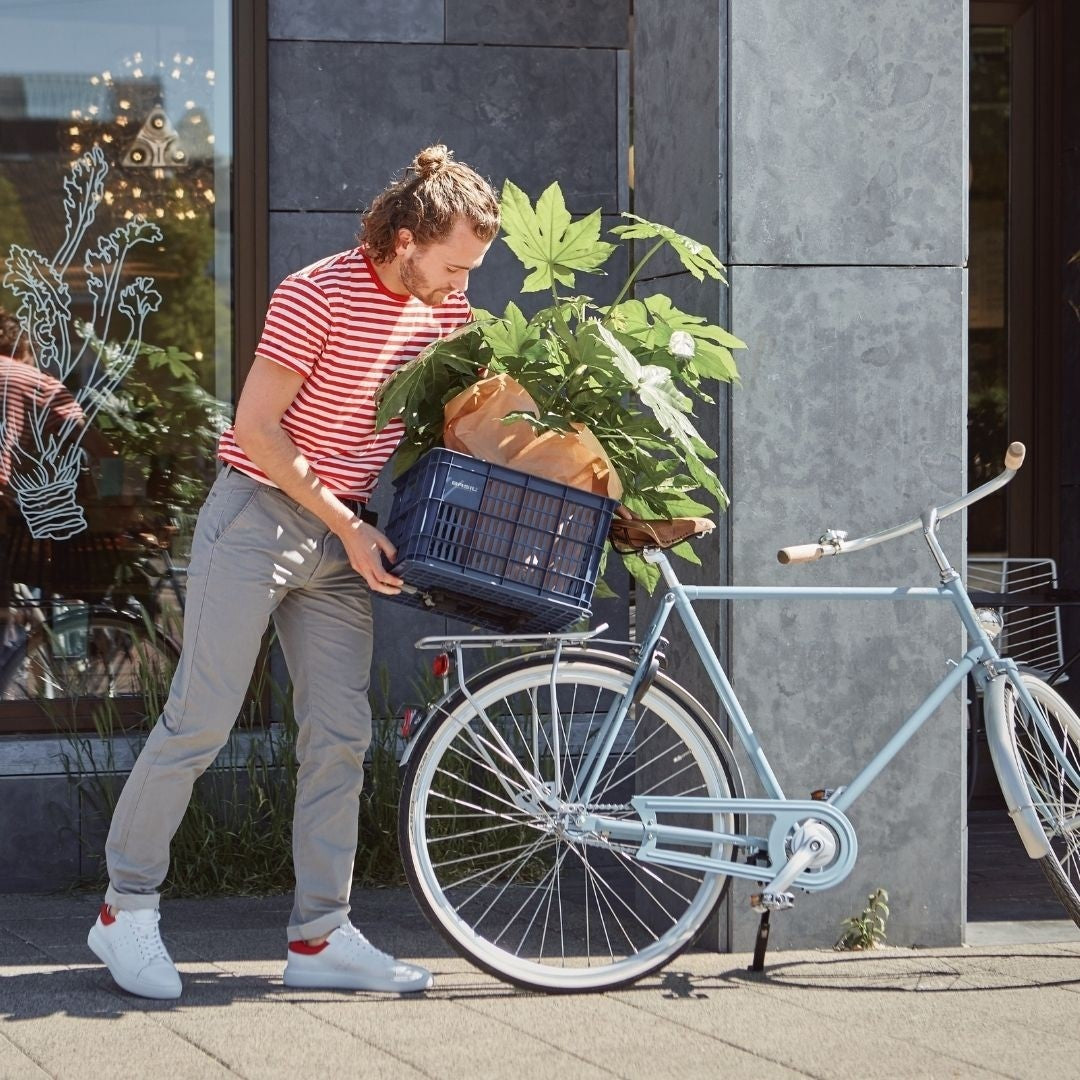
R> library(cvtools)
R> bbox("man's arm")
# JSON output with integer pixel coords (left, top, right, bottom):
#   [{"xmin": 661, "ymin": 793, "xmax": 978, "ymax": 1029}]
[{"xmin": 232, "ymin": 356, "xmax": 403, "ymax": 594}]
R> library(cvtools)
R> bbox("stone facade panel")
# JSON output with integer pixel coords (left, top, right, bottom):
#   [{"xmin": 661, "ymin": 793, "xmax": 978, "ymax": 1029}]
[{"xmin": 730, "ymin": 0, "xmax": 966, "ymax": 265}]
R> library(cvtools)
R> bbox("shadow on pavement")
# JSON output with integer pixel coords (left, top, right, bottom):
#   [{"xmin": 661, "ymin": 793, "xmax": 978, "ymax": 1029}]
[{"xmin": 713, "ymin": 949, "xmax": 1080, "ymax": 994}]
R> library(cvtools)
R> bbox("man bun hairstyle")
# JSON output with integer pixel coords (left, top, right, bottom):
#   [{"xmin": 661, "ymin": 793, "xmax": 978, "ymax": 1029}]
[{"xmin": 359, "ymin": 144, "xmax": 500, "ymax": 263}]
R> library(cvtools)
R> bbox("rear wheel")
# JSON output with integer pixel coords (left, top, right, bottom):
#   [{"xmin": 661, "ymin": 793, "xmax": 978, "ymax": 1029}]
[
  {"xmin": 1005, "ymin": 673, "xmax": 1080, "ymax": 924},
  {"xmin": 0, "ymin": 609, "xmax": 177, "ymax": 702},
  {"xmin": 400, "ymin": 652, "xmax": 743, "ymax": 992}
]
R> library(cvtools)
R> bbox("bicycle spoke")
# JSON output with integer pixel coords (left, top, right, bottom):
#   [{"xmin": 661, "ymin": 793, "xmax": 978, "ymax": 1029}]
[{"xmin": 432, "ymin": 760, "xmax": 529, "ymax": 815}]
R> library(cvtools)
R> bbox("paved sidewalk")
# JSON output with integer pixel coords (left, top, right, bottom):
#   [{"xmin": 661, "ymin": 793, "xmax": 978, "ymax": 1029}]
[{"xmin": 1, "ymin": 890, "xmax": 1079, "ymax": 1080}]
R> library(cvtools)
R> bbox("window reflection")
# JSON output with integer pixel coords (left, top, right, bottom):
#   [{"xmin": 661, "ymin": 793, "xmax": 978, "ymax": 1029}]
[
  {"xmin": 0, "ymin": 0, "xmax": 232, "ymax": 705},
  {"xmin": 968, "ymin": 26, "xmax": 1010, "ymax": 554}
]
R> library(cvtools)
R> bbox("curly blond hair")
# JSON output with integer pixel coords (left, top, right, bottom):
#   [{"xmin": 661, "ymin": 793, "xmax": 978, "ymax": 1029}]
[{"xmin": 359, "ymin": 145, "xmax": 500, "ymax": 262}]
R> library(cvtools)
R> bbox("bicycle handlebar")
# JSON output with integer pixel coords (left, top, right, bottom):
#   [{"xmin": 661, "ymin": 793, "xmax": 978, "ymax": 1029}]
[
  {"xmin": 1004, "ymin": 442, "xmax": 1026, "ymax": 471},
  {"xmin": 777, "ymin": 543, "xmax": 829, "ymax": 565},
  {"xmin": 777, "ymin": 442, "xmax": 1026, "ymax": 565}
]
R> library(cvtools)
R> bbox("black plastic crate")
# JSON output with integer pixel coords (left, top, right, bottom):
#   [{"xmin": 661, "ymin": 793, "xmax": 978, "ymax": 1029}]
[{"xmin": 384, "ymin": 449, "xmax": 617, "ymax": 633}]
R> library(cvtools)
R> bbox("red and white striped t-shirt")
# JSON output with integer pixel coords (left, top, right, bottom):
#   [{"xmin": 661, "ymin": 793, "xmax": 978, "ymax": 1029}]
[{"xmin": 218, "ymin": 248, "xmax": 471, "ymax": 500}]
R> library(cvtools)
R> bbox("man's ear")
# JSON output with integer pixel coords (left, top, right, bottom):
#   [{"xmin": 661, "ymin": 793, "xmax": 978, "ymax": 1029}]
[{"xmin": 394, "ymin": 228, "xmax": 415, "ymax": 257}]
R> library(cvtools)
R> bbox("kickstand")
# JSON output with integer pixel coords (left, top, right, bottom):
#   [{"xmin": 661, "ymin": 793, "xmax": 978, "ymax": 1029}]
[{"xmin": 748, "ymin": 910, "xmax": 771, "ymax": 973}]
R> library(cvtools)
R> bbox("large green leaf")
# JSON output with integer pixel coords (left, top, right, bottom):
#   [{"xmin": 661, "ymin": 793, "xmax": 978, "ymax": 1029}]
[
  {"xmin": 374, "ymin": 323, "xmax": 487, "ymax": 432},
  {"xmin": 643, "ymin": 295, "xmax": 746, "ymax": 349},
  {"xmin": 604, "ymin": 295, "xmax": 744, "ymax": 384},
  {"xmin": 500, "ymin": 180, "xmax": 617, "ymax": 292},
  {"xmin": 621, "ymin": 553, "xmax": 661, "ymax": 594},
  {"xmin": 611, "ymin": 213, "xmax": 728, "ymax": 283},
  {"xmin": 653, "ymin": 489, "xmax": 713, "ymax": 517},
  {"xmin": 642, "ymin": 296, "xmax": 744, "ymax": 383},
  {"xmin": 595, "ymin": 324, "xmax": 703, "ymax": 453},
  {"xmin": 479, "ymin": 301, "xmax": 544, "ymax": 361}
]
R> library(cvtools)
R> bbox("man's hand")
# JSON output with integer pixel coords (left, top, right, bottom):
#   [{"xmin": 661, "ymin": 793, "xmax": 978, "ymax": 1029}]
[{"xmin": 339, "ymin": 519, "xmax": 404, "ymax": 595}]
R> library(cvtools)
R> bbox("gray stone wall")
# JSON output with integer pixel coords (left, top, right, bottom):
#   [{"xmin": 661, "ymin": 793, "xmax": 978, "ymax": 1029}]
[
  {"xmin": 266, "ymin": 0, "xmax": 633, "ymax": 697},
  {"xmin": 727, "ymin": 1, "xmax": 968, "ymax": 948},
  {"xmin": 634, "ymin": 0, "xmax": 968, "ymax": 948}
]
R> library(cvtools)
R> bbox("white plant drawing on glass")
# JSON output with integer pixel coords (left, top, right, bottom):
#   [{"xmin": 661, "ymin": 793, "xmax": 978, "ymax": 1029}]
[{"xmin": 2, "ymin": 146, "xmax": 162, "ymax": 540}]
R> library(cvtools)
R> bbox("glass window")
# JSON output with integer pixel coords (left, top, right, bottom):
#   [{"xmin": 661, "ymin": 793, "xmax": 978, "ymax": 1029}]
[
  {"xmin": 0, "ymin": 1, "xmax": 233, "ymax": 718},
  {"xmin": 968, "ymin": 25, "xmax": 1010, "ymax": 554}
]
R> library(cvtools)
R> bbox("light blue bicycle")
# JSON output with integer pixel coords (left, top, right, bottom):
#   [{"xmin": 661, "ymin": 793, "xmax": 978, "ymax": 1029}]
[{"xmin": 398, "ymin": 443, "xmax": 1080, "ymax": 992}]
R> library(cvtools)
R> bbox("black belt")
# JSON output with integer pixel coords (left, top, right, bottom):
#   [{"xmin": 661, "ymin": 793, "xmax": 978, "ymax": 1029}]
[
  {"xmin": 221, "ymin": 464, "xmax": 378, "ymax": 526},
  {"xmin": 341, "ymin": 499, "xmax": 379, "ymax": 527}
]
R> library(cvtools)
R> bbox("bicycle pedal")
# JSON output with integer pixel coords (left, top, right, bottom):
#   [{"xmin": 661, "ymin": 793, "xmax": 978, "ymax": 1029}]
[{"xmin": 749, "ymin": 891, "xmax": 795, "ymax": 914}]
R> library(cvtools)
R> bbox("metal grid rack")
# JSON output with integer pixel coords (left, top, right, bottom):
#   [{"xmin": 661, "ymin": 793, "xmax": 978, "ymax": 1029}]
[{"xmin": 966, "ymin": 557, "xmax": 1067, "ymax": 680}]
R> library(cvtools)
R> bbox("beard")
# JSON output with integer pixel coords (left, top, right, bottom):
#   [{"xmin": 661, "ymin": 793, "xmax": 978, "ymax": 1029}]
[{"xmin": 398, "ymin": 254, "xmax": 445, "ymax": 307}]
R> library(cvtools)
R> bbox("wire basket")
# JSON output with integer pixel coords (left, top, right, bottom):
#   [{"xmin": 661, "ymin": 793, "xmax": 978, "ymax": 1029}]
[
  {"xmin": 384, "ymin": 449, "xmax": 617, "ymax": 633},
  {"xmin": 967, "ymin": 557, "xmax": 1066, "ymax": 679}
]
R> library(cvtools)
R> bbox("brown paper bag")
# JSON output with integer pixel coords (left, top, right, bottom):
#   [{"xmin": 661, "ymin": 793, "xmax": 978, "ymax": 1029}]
[
  {"xmin": 508, "ymin": 423, "xmax": 623, "ymax": 500},
  {"xmin": 443, "ymin": 373, "xmax": 539, "ymax": 464},
  {"xmin": 442, "ymin": 374, "xmax": 623, "ymax": 500}
]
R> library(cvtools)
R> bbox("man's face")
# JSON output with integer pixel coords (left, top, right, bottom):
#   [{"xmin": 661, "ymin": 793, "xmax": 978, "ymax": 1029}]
[{"xmin": 397, "ymin": 218, "xmax": 493, "ymax": 306}]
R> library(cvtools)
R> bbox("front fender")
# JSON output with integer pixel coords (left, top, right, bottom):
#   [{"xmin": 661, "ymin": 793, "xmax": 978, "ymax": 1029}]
[{"xmin": 983, "ymin": 674, "xmax": 1052, "ymax": 859}]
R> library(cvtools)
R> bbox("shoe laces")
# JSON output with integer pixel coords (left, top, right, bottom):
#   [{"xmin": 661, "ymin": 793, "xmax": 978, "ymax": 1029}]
[
  {"xmin": 125, "ymin": 911, "xmax": 172, "ymax": 964},
  {"xmin": 335, "ymin": 923, "xmax": 394, "ymax": 963}
]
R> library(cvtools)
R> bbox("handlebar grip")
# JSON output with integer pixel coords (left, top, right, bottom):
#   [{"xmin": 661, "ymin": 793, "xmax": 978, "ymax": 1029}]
[
  {"xmin": 777, "ymin": 544, "xmax": 827, "ymax": 565},
  {"xmin": 1005, "ymin": 441, "xmax": 1026, "ymax": 470}
]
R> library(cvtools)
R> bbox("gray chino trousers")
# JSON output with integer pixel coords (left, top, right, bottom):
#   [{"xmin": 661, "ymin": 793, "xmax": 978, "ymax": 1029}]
[{"xmin": 104, "ymin": 467, "xmax": 375, "ymax": 942}]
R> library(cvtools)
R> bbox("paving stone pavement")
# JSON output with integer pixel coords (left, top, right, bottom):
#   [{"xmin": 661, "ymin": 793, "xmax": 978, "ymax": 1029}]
[{"xmin": 1, "ymin": 890, "xmax": 1079, "ymax": 1080}]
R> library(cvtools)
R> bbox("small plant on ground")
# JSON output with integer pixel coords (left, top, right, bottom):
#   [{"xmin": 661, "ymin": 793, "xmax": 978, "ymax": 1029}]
[{"xmin": 835, "ymin": 887, "xmax": 890, "ymax": 951}]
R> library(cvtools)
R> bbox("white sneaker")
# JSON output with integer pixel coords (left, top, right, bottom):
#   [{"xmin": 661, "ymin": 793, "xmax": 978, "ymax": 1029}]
[
  {"xmin": 87, "ymin": 904, "xmax": 182, "ymax": 1000},
  {"xmin": 283, "ymin": 923, "xmax": 433, "ymax": 993}
]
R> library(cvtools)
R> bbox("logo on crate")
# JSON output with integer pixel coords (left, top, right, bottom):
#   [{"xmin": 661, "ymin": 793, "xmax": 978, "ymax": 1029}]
[{"xmin": 440, "ymin": 474, "xmax": 484, "ymax": 510}]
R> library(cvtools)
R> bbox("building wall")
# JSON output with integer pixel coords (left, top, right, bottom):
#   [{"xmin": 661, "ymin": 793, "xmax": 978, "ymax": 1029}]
[
  {"xmin": 0, "ymin": 0, "xmax": 633, "ymax": 893},
  {"xmin": 265, "ymin": 0, "xmax": 633, "ymax": 696},
  {"xmin": 2, "ymin": 2, "xmax": 973, "ymax": 947},
  {"xmin": 635, "ymin": 0, "xmax": 969, "ymax": 948}
]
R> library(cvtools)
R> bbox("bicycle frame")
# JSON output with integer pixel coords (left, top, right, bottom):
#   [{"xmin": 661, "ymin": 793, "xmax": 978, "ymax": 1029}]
[{"xmin": 575, "ymin": 555, "xmax": 1051, "ymax": 892}]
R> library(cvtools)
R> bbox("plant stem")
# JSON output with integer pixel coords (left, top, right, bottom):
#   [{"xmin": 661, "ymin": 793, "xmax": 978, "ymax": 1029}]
[
  {"xmin": 548, "ymin": 284, "xmax": 581, "ymax": 364},
  {"xmin": 603, "ymin": 238, "xmax": 667, "ymax": 318}
]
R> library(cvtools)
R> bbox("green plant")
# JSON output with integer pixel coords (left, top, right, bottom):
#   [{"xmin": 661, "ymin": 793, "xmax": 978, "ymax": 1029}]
[
  {"xmin": 63, "ymin": 638, "xmax": 302, "ymax": 897},
  {"xmin": 835, "ymin": 887, "xmax": 890, "ymax": 951},
  {"xmin": 375, "ymin": 181, "xmax": 747, "ymax": 591},
  {"xmin": 354, "ymin": 664, "xmax": 409, "ymax": 886},
  {"xmin": 61, "ymin": 643, "xmax": 436, "ymax": 896}
]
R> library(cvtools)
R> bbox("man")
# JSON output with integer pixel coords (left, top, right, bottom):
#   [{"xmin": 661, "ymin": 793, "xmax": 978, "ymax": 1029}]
[{"xmin": 87, "ymin": 145, "xmax": 499, "ymax": 999}]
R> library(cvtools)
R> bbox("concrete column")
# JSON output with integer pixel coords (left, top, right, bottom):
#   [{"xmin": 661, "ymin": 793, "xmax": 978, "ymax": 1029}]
[{"xmin": 727, "ymin": 0, "xmax": 969, "ymax": 948}]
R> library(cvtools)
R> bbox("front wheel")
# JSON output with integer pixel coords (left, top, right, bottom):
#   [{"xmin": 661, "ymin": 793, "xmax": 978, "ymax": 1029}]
[
  {"xmin": 399, "ymin": 652, "xmax": 743, "ymax": 992},
  {"xmin": 1004, "ymin": 673, "xmax": 1080, "ymax": 924}
]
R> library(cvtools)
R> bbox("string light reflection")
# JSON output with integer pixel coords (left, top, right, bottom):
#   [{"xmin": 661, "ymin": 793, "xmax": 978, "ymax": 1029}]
[{"xmin": 68, "ymin": 52, "xmax": 216, "ymax": 222}]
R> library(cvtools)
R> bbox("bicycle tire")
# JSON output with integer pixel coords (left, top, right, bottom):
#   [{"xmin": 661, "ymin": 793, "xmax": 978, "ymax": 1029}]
[
  {"xmin": 1002, "ymin": 673, "xmax": 1080, "ymax": 925},
  {"xmin": 0, "ymin": 608, "xmax": 179, "ymax": 702},
  {"xmin": 399, "ymin": 651, "xmax": 743, "ymax": 992}
]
